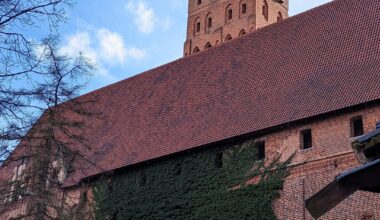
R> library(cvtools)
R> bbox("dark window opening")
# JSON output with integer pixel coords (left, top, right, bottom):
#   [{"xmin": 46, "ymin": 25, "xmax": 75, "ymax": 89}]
[
  {"xmin": 215, "ymin": 152, "xmax": 223, "ymax": 168},
  {"xmin": 262, "ymin": 0, "xmax": 268, "ymax": 20},
  {"xmin": 138, "ymin": 172, "xmax": 146, "ymax": 186},
  {"xmin": 197, "ymin": 0, "xmax": 201, "ymax": 5},
  {"xmin": 193, "ymin": 47, "xmax": 200, "ymax": 53},
  {"xmin": 277, "ymin": 12, "xmax": 283, "ymax": 22},
  {"xmin": 205, "ymin": 42, "xmax": 211, "ymax": 49},
  {"xmin": 225, "ymin": 35, "xmax": 232, "ymax": 41},
  {"xmin": 207, "ymin": 17, "xmax": 212, "ymax": 28},
  {"xmin": 111, "ymin": 212, "xmax": 118, "ymax": 220},
  {"xmin": 196, "ymin": 22, "xmax": 201, "ymax": 32},
  {"xmin": 107, "ymin": 181, "xmax": 113, "ymax": 193},
  {"xmin": 242, "ymin": 4, "xmax": 247, "ymax": 14},
  {"xmin": 351, "ymin": 116, "xmax": 364, "ymax": 137},
  {"xmin": 256, "ymin": 141, "xmax": 266, "ymax": 160},
  {"xmin": 301, "ymin": 129, "xmax": 312, "ymax": 150},
  {"xmin": 228, "ymin": 9, "xmax": 233, "ymax": 20},
  {"xmin": 174, "ymin": 163, "xmax": 182, "ymax": 175}
]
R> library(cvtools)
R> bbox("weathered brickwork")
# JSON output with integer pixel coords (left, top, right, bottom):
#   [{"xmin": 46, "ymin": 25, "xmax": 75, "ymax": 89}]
[
  {"xmin": 0, "ymin": 197, "xmax": 31, "ymax": 219},
  {"xmin": 268, "ymin": 105, "xmax": 380, "ymax": 220},
  {"xmin": 184, "ymin": 0, "xmax": 289, "ymax": 56}
]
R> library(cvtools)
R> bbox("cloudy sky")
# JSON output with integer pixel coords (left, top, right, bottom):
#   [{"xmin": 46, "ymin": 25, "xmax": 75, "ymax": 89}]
[{"xmin": 57, "ymin": 0, "xmax": 332, "ymax": 93}]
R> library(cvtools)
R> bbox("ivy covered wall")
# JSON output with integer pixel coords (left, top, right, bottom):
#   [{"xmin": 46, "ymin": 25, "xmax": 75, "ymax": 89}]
[{"xmin": 93, "ymin": 139, "xmax": 293, "ymax": 220}]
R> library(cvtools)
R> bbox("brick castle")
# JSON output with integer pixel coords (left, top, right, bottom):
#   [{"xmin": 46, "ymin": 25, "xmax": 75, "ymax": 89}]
[
  {"xmin": 1, "ymin": 0, "xmax": 380, "ymax": 219},
  {"xmin": 184, "ymin": 0, "xmax": 288, "ymax": 55}
]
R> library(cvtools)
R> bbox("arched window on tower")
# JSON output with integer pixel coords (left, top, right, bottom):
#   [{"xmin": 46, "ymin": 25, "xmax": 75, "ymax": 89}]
[
  {"xmin": 239, "ymin": 29, "xmax": 247, "ymax": 37},
  {"xmin": 206, "ymin": 13, "xmax": 213, "ymax": 31},
  {"xmin": 193, "ymin": 47, "xmax": 200, "ymax": 53},
  {"xmin": 240, "ymin": 1, "xmax": 247, "ymax": 18},
  {"xmin": 197, "ymin": 0, "xmax": 201, "ymax": 5},
  {"xmin": 262, "ymin": 0, "xmax": 269, "ymax": 21},
  {"xmin": 194, "ymin": 17, "xmax": 201, "ymax": 35},
  {"xmin": 226, "ymin": 4, "xmax": 233, "ymax": 22},
  {"xmin": 204, "ymin": 42, "xmax": 212, "ymax": 49},
  {"xmin": 225, "ymin": 34, "xmax": 233, "ymax": 42},
  {"xmin": 277, "ymin": 12, "xmax": 283, "ymax": 22}
]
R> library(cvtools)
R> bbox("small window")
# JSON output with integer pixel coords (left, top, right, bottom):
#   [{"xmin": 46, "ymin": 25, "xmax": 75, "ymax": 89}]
[
  {"xmin": 301, "ymin": 129, "xmax": 312, "ymax": 150},
  {"xmin": 205, "ymin": 42, "xmax": 212, "ymax": 49},
  {"xmin": 351, "ymin": 116, "xmax": 364, "ymax": 137},
  {"xmin": 239, "ymin": 29, "xmax": 246, "ymax": 36},
  {"xmin": 215, "ymin": 152, "xmax": 223, "ymax": 168},
  {"xmin": 262, "ymin": 0, "xmax": 269, "ymax": 20},
  {"xmin": 277, "ymin": 12, "xmax": 283, "ymax": 22},
  {"xmin": 174, "ymin": 163, "xmax": 182, "ymax": 175},
  {"xmin": 242, "ymin": 3, "xmax": 247, "ymax": 14},
  {"xmin": 193, "ymin": 47, "xmax": 200, "ymax": 53},
  {"xmin": 196, "ymin": 22, "xmax": 201, "ymax": 32},
  {"xmin": 138, "ymin": 172, "xmax": 146, "ymax": 186},
  {"xmin": 197, "ymin": 0, "xmax": 201, "ymax": 5},
  {"xmin": 256, "ymin": 141, "xmax": 265, "ymax": 160},
  {"xmin": 207, "ymin": 17, "xmax": 212, "ymax": 28},
  {"xmin": 225, "ymin": 34, "xmax": 232, "ymax": 42},
  {"xmin": 228, "ymin": 9, "xmax": 233, "ymax": 20}
]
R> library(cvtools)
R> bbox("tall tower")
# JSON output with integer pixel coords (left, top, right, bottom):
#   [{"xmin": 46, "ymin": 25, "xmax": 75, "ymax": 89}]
[{"xmin": 184, "ymin": 0, "xmax": 289, "ymax": 56}]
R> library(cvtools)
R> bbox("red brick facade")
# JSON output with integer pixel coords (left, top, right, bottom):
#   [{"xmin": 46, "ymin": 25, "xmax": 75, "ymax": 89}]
[
  {"xmin": 184, "ymin": 0, "xmax": 288, "ymax": 56},
  {"xmin": 269, "ymin": 105, "xmax": 380, "ymax": 219}
]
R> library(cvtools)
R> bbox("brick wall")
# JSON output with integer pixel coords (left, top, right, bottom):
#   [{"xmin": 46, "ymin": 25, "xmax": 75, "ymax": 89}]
[
  {"xmin": 266, "ymin": 105, "xmax": 380, "ymax": 219},
  {"xmin": 0, "ymin": 197, "xmax": 31, "ymax": 219},
  {"xmin": 184, "ymin": 0, "xmax": 289, "ymax": 56}
]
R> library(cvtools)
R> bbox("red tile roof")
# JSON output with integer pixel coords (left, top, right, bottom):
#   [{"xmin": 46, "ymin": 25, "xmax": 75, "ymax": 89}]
[{"xmin": 3, "ymin": 0, "xmax": 380, "ymax": 187}]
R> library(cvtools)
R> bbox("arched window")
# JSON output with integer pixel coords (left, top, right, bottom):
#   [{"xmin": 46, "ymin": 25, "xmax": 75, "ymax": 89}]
[
  {"xmin": 193, "ymin": 47, "xmax": 200, "ymax": 53},
  {"xmin": 262, "ymin": 0, "xmax": 269, "ymax": 21},
  {"xmin": 204, "ymin": 42, "xmax": 212, "ymax": 49},
  {"xmin": 239, "ymin": 29, "xmax": 246, "ymax": 36},
  {"xmin": 226, "ymin": 4, "xmax": 233, "ymax": 22},
  {"xmin": 197, "ymin": 0, "xmax": 201, "ymax": 5},
  {"xmin": 205, "ymin": 13, "xmax": 213, "ymax": 31},
  {"xmin": 194, "ymin": 17, "xmax": 201, "ymax": 35},
  {"xmin": 225, "ymin": 34, "xmax": 233, "ymax": 42},
  {"xmin": 277, "ymin": 12, "xmax": 283, "ymax": 22},
  {"xmin": 240, "ymin": 1, "xmax": 248, "ymax": 18}
]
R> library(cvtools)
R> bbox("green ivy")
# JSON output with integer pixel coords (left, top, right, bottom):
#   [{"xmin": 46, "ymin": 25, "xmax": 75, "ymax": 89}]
[{"xmin": 93, "ymin": 139, "xmax": 293, "ymax": 220}]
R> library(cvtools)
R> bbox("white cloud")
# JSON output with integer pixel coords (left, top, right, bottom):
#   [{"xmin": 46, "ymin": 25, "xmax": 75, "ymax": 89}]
[
  {"xmin": 126, "ymin": 47, "xmax": 146, "ymax": 59},
  {"xmin": 60, "ymin": 32, "xmax": 97, "ymax": 64},
  {"xmin": 97, "ymin": 29, "xmax": 127, "ymax": 64},
  {"xmin": 60, "ymin": 29, "xmax": 146, "ymax": 80},
  {"xmin": 126, "ymin": 1, "xmax": 172, "ymax": 34},
  {"xmin": 126, "ymin": 1, "xmax": 156, "ymax": 34}
]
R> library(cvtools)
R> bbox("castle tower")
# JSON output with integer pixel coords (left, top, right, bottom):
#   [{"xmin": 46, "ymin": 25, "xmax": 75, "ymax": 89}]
[{"xmin": 184, "ymin": 0, "xmax": 289, "ymax": 56}]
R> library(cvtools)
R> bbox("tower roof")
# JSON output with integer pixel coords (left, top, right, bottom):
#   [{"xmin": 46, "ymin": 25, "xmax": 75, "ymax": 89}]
[{"xmin": 2, "ymin": 0, "xmax": 380, "ymax": 187}]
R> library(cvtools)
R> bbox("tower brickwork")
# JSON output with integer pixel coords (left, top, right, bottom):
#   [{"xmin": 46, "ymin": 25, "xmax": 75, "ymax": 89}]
[{"xmin": 184, "ymin": 0, "xmax": 289, "ymax": 56}]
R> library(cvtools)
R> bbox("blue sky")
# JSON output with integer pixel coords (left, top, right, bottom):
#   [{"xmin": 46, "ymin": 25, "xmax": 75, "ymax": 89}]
[{"xmin": 57, "ymin": 0, "xmax": 332, "ymax": 93}]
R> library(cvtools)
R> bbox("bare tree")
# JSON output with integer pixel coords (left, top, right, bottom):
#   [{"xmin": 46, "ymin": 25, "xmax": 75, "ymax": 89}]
[
  {"xmin": 0, "ymin": 0, "xmax": 73, "ymax": 162},
  {"xmin": 0, "ymin": 37, "xmax": 96, "ymax": 219},
  {"xmin": 0, "ymin": 1, "xmax": 99, "ymax": 219}
]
